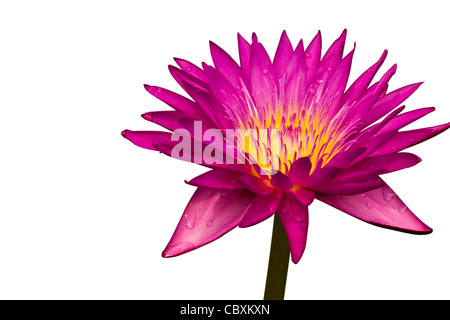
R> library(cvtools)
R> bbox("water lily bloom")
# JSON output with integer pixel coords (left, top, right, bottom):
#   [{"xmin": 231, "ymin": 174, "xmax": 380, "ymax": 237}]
[{"xmin": 122, "ymin": 30, "xmax": 449, "ymax": 267}]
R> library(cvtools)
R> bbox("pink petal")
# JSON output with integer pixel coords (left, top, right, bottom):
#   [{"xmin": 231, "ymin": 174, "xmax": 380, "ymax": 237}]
[
  {"xmin": 288, "ymin": 157, "xmax": 312, "ymax": 184},
  {"xmin": 348, "ymin": 152, "xmax": 421, "ymax": 175},
  {"xmin": 144, "ymin": 84, "xmax": 200, "ymax": 117},
  {"xmin": 376, "ymin": 107, "xmax": 436, "ymax": 135},
  {"xmin": 121, "ymin": 130, "xmax": 173, "ymax": 151},
  {"xmin": 237, "ymin": 33, "xmax": 251, "ymax": 79},
  {"xmin": 186, "ymin": 169, "xmax": 244, "ymax": 189},
  {"xmin": 273, "ymin": 30, "xmax": 294, "ymax": 77},
  {"xmin": 360, "ymin": 82, "xmax": 422, "ymax": 128},
  {"xmin": 174, "ymin": 58, "xmax": 208, "ymax": 83},
  {"xmin": 236, "ymin": 174, "xmax": 274, "ymax": 195},
  {"xmin": 288, "ymin": 188, "xmax": 315, "ymax": 206},
  {"xmin": 249, "ymin": 36, "xmax": 276, "ymax": 109},
  {"xmin": 342, "ymin": 49, "xmax": 388, "ymax": 106},
  {"xmin": 303, "ymin": 166, "xmax": 341, "ymax": 189},
  {"xmin": 321, "ymin": 29, "xmax": 347, "ymax": 63},
  {"xmin": 162, "ymin": 187, "xmax": 255, "ymax": 257},
  {"xmin": 319, "ymin": 48, "xmax": 355, "ymax": 117},
  {"xmin": 239, "ymin": 191, "xmax": 282, "ymax": 227},
  {"xmin": 209, "ymin": 40, "xmax": 250, "ymax": 92},
  {"xmin": 278, "ymin": 196, "xmax": 309, "ymax": 263},
  {"xmin": 316, "ymin": 180, "xmax": 432, "ymax": 234},
  {"xmin": 315, "ymin": 178, "xmax": 384, "ymax": 195},
  {"xmin": 305, "ymin": 31, "xmax": 322, "ymax": 83},
  {"xmin": 285, "ymin": 39, "xmax": 307, "ymax": 106},
  {"xmin": 141, "ymin": 110, "xmax": 185, "ymax": 132},
  {"xmin": 371, "ymin": 122, "xmax": 450, "ymax": 156},
  {"xmin": 270, "ymin": 171, "xmax": 293, "ymax": 191},
  {"xmin": 168, "ymin": 65, "xmax": 210, "ymax": 92}
]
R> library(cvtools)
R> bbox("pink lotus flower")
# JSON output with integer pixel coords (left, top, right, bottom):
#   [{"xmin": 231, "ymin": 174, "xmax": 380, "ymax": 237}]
[{"xmin": 123, "ymin": 30, "xmax": 448, "ymax": 284}]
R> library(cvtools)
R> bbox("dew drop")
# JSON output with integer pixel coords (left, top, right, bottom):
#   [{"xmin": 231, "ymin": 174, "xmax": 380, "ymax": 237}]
[
  {"xmin": 206, "ymin": 219, "xmax": 214, "ymax": 227},
  {"xmin": 365, "ymin": 202, "xmax": 372, "ymax": 208},
  {"xmin": 398, "ymin": 205, "xmax": 407, "ymax": 213},
  {"xmin": 360, "ymin": 193, "xmax": 366, "ymax": 198},
  {"xmin": 309, "ymin": 88, "xmax": 316, "ymax": 95},
  {"xmin": 381, "ymin": 187, "xmax": 396, "ymax": 202},
  {"xmin": 262, "ymin": 69, "xmax": 269, "ymax": 75},
  {"xmin": 156, "ymin": 87, "xmax": 163, "ymax": 94},
  {"xmin": 305, "ymin": 52, "xmax": 311, "ymax": 58}
]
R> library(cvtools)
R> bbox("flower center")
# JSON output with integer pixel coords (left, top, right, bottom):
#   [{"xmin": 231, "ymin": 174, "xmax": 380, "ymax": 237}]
[{"xmin": 225, "ymin": 83, "xmax": 358, "ymax": 175}]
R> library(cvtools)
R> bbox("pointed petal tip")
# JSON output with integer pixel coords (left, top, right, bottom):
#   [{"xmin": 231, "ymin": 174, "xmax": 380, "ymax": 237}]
[
  {"xmin": 251, "ymin": 32, "xmax": 258, "ymax": 43},
  {"xmin": 121, "ymin": 129, "xmax": 128, "ymax": 137},
  {"xmin": 141, "ymin": 112, "xmax": 151, "ymax": 120}
]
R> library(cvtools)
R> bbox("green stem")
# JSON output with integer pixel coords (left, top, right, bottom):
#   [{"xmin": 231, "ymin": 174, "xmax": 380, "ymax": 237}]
[{"xmin": 263, "ymin": 213, "xmax": 290, "ymax": 300}]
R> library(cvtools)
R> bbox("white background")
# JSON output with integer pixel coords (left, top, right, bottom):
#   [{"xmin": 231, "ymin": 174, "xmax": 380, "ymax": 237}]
[{"xmin": 1, "ymin": 0, "xmax": 449, "ymax": 300}]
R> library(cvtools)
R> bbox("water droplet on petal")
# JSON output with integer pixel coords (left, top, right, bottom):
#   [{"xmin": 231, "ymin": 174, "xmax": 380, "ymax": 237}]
[
  {"xmin": 360, "ymin": 193, "xmax": 366, "ymax": 198},
  {"xmin": 206, "ymin": 219, "xmax": 214, "ymax": 227},
  {"xmin": 365, "ymin": 202, "xmax": 372, "ymax": 208},
  {"xmin": 381, "ymin": 187, "xmax": 396, "ymax": 202},
  {"xmin": 309, "ymin": 88, "xmax": 316, "ymax": 95},
  {"xmin": 398, "ymin": 204, "xmax": 407, "ymax": 213},
  {"xmin": 156, "ymin": 87, "xmax": 163, "ymax": 94},
  {"xmin": 262, "ymin": 69, "xmax": 269, "ymax": 75},
  {"xmin": 305, "ymin": 52, "xmax": 311, "ymax": 58}
]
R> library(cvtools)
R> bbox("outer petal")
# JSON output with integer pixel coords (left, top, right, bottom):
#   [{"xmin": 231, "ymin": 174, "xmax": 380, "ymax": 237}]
[
  {"xmin": 316, "ymin": 180, "xmax": 432, "ymax": 234},
  {"xmin": 342, "ymin": 49, "xmax": 388, "ymax": 106},
  {"xmin": 236, "ymin": 174, "xmax": 274, "ymax": 195},
  {"xmin": 371, "ymin": 122, "xmax": 450, "ymax": 156},
  {"xmin": 162, "ymin": 187, "xmax": 255, "ymax": 257},
  {"xmin": 141, "ymin": 110, "xmax": 185, "ymax": 132},
  {"xmin": 239, "ymin": 191, "xmax": 283, "ymax": 227},
  {"xmin": 174, "ymin": 58, "xmax": 208, "ymax": 83},
  {"xmin": 278, "ymin": 196, "xmax": 309, "ymax": 263},
  {"xmin": 144, "ymin": 84, "xmax": 200, "ymax": 117},
  {"xmin": 360, "ymin": 82, "xmax": 422, "ymax": 128},
  {"xmin": 186, "ymin": 168, "xmax": 244, "ymax": 189},
  {"xmin": 273, "ymin": 30, "xmax": 294, "ymax": 77},
  {"xmin": 121, "ymin": 130, "xmax": 173, "ymax": 151},
  {"xmin": 305, "ymin": 31, "xmax": 322, "ymax": 83}
]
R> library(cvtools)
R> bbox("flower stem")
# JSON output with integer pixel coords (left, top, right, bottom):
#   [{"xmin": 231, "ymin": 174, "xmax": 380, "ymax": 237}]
[{"xmin": 264, "ymin": 213, "xmax": 290, "ymax": 300}]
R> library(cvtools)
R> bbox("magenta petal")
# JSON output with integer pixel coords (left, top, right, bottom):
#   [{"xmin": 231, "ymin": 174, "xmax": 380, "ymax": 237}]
[
  {"xmin": 237, "ymin": 33, "xmax": 251, "ymax": 79},
  {"xmin": 315, "ymin": 178, "xmax": 384, "ymax": 195},
  {"xmin": 273, "ymin": 30, "xmax": 294, "ymax": 77},
  {"xmin": 288, "ymin": 157, "xmax": 312, "ymax": 184},
  {"xmin": 121, "ymin": 130, "xmax": 173, "ymax": 151},
  {"xmin": 342, "ymin": 49, "xmax": 388, "ymax": 106},
  {"xmin": 239, "ymin": 191, "xmax": 282, "ymax": 228},
  {"xmin": 372, "ymin": 122, "xmax": 450, "ymax": 156},
  {"xmin": 270, "ymin": 171, "xmax": 293, "ymax": 191},
  {"xmin": 162, "ymin": 187, "xmax": 255, "ymax": 257},
  {"xmin": 305, "ymin": 31, "xmax": 322, "ymax": 83},
  {"xmin": 250, "ymin": 38, "xmax": 276, "ymax": 109},
  {"xmin": 349, "ymin": 152, "xmax": 421, "ymax": 174},
  {"xmin": 141, "ymin": 110, "xmax": 185, "ymax": 131},
  {"xmin": 361, "ymin": 82, "xmax": 422, "ymax": 127},
  {"xmin": 144, "ymin": 84, "xmax": 200, "ymax": 117},
  {"xmin": 316, "ymin": 179, "xmax": 432, "ymax": 234},
  {"xmin": 303, "ymin": 166, "xmax": 341, "ymax": 189},
  {"xmin": 174, "ymin": 58, "xmax": 208, "ymax": 83},
  {"xmin": 289, "ymin": 188, "xmax": 315, "ymax": 206},
  {"xmin": 321, "ymin": 29, "xmax": 347, "ymax": 63},
  {"xmin": 236, "ymin": 174, "xmax": 274, "ymax": 195},
  {"xmin": 210, "ymin": 40, "xmax": 250, "ymax": 92},
  {"xmin": 320, "ymin": 48, "xmax": 355, "ymax": 116},
  {"xmin": 377, "ymin": 107, "xmax": 436, "ymax": 135},
  {"xmin": 278, "ymin": 196, "xmax": 309, "ymax": 263},
  {"xmin": 186, "ymin": 169, "xmax": 244, "ymax": 189}
]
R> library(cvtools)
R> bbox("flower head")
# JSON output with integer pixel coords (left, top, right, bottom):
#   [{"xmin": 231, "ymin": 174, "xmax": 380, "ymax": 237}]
[{"xmin": 122, "ymin": 30, "xmax": 449, "ymax": 263}]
